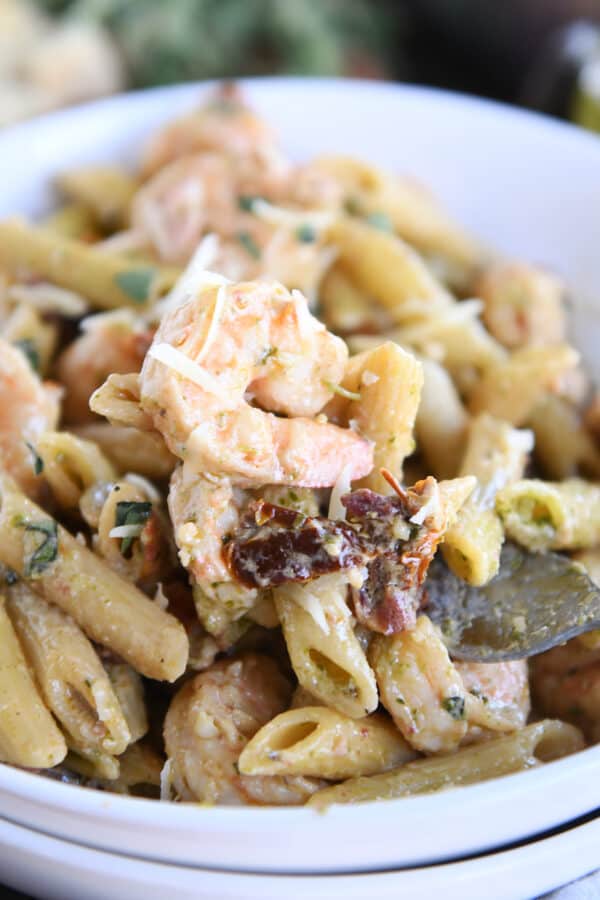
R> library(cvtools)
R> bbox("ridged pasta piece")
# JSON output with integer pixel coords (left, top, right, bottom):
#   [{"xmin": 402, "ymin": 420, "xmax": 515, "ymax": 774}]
[
  {"xmin": 275, "ymin": 573, "xmax": 378, "ymax": 719},
  {"xmin": 6, "ymin": 582, "xmax": 131, "ymax": 757},
  {"xmin": 529, "ymin": 394, "xmax": 600, "ymax": 480},
  {"xmin": 104, "ymin": 661, "xmax": 148, "ymax": 745},
  {"xmin": 238, "ymin": 706, "xmax": 415, "ymax": 779},
  {"xmin": 36, "ymin": 431, "xmax": 116, "ymax": 509},
  {"xmin": 442, "ymin": 414, "xmax": 533, "ymax": 585},
  {"xmin": 496, "ymin": 478, "xmax": 600, "ymax": 551},
  {"xmin": 89, "ymin": 372, "xmax": 155, "ymax": 432},
  {"xmin": 468, "ymin": 344, "xmax": 578, "ymax": 426},
  {"xmin": 370, "ymin": 615, "xmax": 468, "ymax": 754},
  {"xmin": 308, "ymin": 720, "xmax": 584, "ymax": 807},
  {"xmin": 0, "ymin": 474, "xmax": 188, "ymax": 682},
  {"xmin": 325, "ymin": 341, "xmax": 423, "ymax": 493},
  {"xmin": 416, "ymin": 357, "xmax": 469, "ymax": 479},
  {"xmin": 72, "ymin": 423, "xmax": 176, "ymax": 478},
  {"xmin": 57, "ymin": 165, "xmax": 138, "ymax": 230},
  {"xmin": 0, "ymin": 595, "xmax": 66, "ymax": 768}
]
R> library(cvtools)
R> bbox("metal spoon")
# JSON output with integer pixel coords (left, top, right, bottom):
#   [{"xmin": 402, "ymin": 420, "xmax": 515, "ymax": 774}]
[{"xmin": 425, "ymin": 542, "xmax": 600, "ymax": 662}]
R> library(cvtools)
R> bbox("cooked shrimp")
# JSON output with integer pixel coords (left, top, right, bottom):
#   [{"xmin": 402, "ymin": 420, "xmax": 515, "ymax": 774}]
[
  {"xmin": 531, "ymin": 642, "xmax": 600, "ymax": 741},
  {"xmin": 0, "ymin": 337, "xmax": 61, "ymax": 497},
  {"xmin": 56, "ymin": 310, "xmax": 154, "ymax": 423},
  {"xmin": 475, "ymin": 262, "xmax": 566, "ymax": 349},
  {"xmin": 168, "ymin": 466, "xmax": 258, "ymax": 636},
  {"xmin": 370, "ymin": 615, "xmax": 468, "ymax": 754},
  {"xmin": 141, "ymin": 84, "xmax": 287, "ymax": 179},
  {"xmin": 458, "ymin": 660, "xmax": 530, "ymax": 736},
  {"xmin": 163, "ymin": 653, "xmax": 322, "ymax": 804},
  {"xmin": 140, "ymin": 278, "xmax": 373, "ymax": 486}
]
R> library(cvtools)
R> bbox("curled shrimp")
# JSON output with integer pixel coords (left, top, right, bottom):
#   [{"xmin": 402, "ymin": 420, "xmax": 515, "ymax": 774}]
[
  {"xmin": 140, "ymin": 278, "xmax": 373, "ymax": 486},
  {"xmin": 531, "ymin": 641, "xmax": 600, "ymax": 741},
  {"xmin": 0, "ymin": 337, "xmax": 61, "ymax": 497},
  {"xmin": 458, "ymin": 660, "xmax": 530, "ymax": 737},
  {"xmin": 163, "ymin": 653, "xmax": 322, "ymax": 804},
  {"xmin": 56, "ymin": 310, "xmax": 154, "ymax": 424},
  {"xmin": 141, "ymin": 83, "xmax": 287, "ymax": 179},
  {"xmin": 168, "ymin": 466, "xmax": 257, "ymax": 637}
]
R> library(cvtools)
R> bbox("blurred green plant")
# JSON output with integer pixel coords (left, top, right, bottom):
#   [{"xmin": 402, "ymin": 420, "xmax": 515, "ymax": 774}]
[{"xmin": 35, "ymin": 0, "xmax": 390, "ymax": 85}]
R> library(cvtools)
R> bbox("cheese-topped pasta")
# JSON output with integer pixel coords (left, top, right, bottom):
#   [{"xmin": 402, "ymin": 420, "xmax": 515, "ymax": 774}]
[{"xmin": 0, "ymin": 82, "xmax": 592, "ymax": 803}]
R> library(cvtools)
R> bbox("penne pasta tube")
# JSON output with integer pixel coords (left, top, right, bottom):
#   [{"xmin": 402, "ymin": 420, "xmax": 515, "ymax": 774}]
[
  {"xmin": 468, "ymin": 344, "xmax": 579, "ymax": 426},
  {"xmin": 329, "ymin": 218, "xmax": 452, "ymax": 317},
  {"xmin": 326, "ymin": 342, "xmax": 423, "ymax": 493},
  {"xmin": 89, "ymin": 372, "xmax": 155, "ymax": 431},
  {"xmin": 319, "ymin": 264, "xmax": 392, "ymax": 335},
  {"xmin": 442, "ymin": 414, "xmax": 533, "ymax": 585},
  {"xmin": 6, "ymin": 582, "xmax": 131, "ymax": 757},
  {"xmin": 496, "ymin": 478, "xmax": 600, "ymax": 552},
  {"xmin": 370, "ymin": 616, "xmax": 468, "ymax": 754},
  {"xmin": 238, "ymin": 707, "xmax": 415, "ymax": 780},
  {"xmin": 65, "ymin": 748, "xmax": 120, "ymax": 781},
  {"xmin": 104, "ymin": 661, "xmax": 148, "ymax": 744},
  {"xmin": 0, "ymin": 595, "xmax": 67, "ymax": 768},
  {"xmin": 36, "ymin": 431, "xmax": 116, "ymax": 509},
  {"xmin": 71, "ymin": 423, "xmax": 176, "ymax": 478},
  {"xmin": 308, "ymin": 720, "xmax": 584, "ymax": 807},
  {"xmin": 275, "ymin": 574, "xmax": 378, "ymax": 719},
  {"xmin": 0, "ymin": 219, "xmax": 180, "ymax": 310},
  {"xmin": 529, "ymin": 394, "xmax": 600, "ymax": 480},
  {"xmin": 57, "ymin": 166, "xmax": 138, "ymax": 230},
  {"xmin": 42, "ymin": 202, "xmax": 99, "ymax": 241},
  {"xmin": 0, "ymin": 475, "xmax": 188, "ymax": 681},
  {"xmin": 1, "ymin": 302, "xmax": 58, "ymax": 377},
  {"xmin": 416, "ymin": 357, "xmax": 469, "ymax": 479}
]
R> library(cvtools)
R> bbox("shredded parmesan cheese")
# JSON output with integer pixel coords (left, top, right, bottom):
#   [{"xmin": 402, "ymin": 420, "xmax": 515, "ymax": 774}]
[
  {"xmin": 361, "ymin": 369, "xmax": 379, "ymax": 387},
  {"xmin": 8, "ymin": 282, "xmax": 89, "ymax": 317},
  {"xmin": 148, "ymin": 342, "xmax": 234, "ymax": 405},
  {"xmin": 291, "ymin": 587, "xmax": 330, "ymax": 635},
  {"xmin": 109, "ymin": 523, "xmax": 145, "ymax": 539},
  {"xmin": 328, "ymin": 463, "xmax": 352, "ymax": 520},
  {"xmin": 160, "ymin": 758, "xmax": 174, "ymax": 802},
  {"xmin": 153, "ymin": 583, "xmax": 169, "ymax": 611},
  {"xmin": 124, "ymin": 473, "xmax": 161, "ymax": 502},
  {"xmin": 194, "ymin": 284, "xmax": 227, "ymax": 365},
  {"xmin": 409, "ymin": 482, "xmax": 441, "ymax": 526},
  {"xmin": 251, "ymin": 198, "xmax": 333, "ymax": 231}
]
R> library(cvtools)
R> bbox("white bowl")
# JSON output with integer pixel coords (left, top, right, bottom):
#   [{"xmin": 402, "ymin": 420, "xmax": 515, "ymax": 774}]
[
  {"xmin": 0, "ymin": 809, "xmax": 599, "ymax": 900},
  {"xmin": 0, "ymin": 78, "xmax": 599, "ymax": 875}
]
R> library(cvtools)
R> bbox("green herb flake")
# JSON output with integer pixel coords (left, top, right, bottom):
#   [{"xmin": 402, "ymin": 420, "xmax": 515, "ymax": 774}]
[
  {"xmin": 442, "ymin": 696, "xmax": 466, "ymax": 720},
  {"xmin": 344, "ymin": 196, "xmax": 362, "ymax": 216},
  {"xmin": 25, "ymin": 441, "xmax": 44, "ymax": 476},
  {"xmin": 114, "ymin": 500, "xmax": 152, "ymax": 558},
  {"xmin": 238, "ymin": 194, "xmax": 262, "ymax": 212},
  {"xmin": 295, "ymin": 223, "xmax": 317, "ymax": 243},
  {"xmin": 236, "ymin": 231, "xmax": 261, "ymax": 260},
  {"xmin": 258, "ymin": 345, "xmax": 277, "ymax": 365},
  {"xmin": 323, "ymin": 380, "xmax": 361, "ymax": 401},
  {"xmin": 13, "ymin": 339, "xmax": 40, "ymax": 373},
  {"xmin": 366, "ymin": 211, "xmax": 393, "ymax": 233},
  {"xmin": 114, "ymin": 267, "xmax": 156, "ymax": 304},
  {"xmin": 17, "ymin": 519, "xmax": 59, "ymax": 578}
]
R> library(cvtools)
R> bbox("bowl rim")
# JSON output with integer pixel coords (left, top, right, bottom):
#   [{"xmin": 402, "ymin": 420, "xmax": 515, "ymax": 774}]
[{"xmin": 0, "ymin": 76, "xmax": 599, "ymax": 826}]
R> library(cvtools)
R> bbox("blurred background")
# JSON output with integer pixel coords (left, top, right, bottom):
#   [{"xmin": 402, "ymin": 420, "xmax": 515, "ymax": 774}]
[{"xmin": 3, "ymin": 0, "xmax": 600, "ymax": 132}]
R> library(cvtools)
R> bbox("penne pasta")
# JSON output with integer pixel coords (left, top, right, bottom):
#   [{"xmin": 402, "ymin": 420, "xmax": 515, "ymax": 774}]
[
  {"xmin": 326, "ymin": 342, "xmax": 423, "ymax": 493},
  {"xmin": 275, "ymin": 574, "xmax": 378, "ymax": 719},
  {"xmin": 36, "ymin": 431, "xmax": 116, "ymax": 509},
  {"xmin": 0, "ymin": 595, "xmax": 67, "ymax": 768},
  {"xmin": 0, "ymin": 475, "xmax": 188, "ymax": 681},
  {"xmin": 104, "ymin": 661, "xmax": 148, "ymax": 745},
  {"xmin": 442, "ymin": 414, "xmax": 533, "ymax": 585},
  {"xmin": 308, "ymin": 720, "xmax": 584, "ymax": 807},
  {"xmin": 0, "ymin": 219, "xmax": 179, "ymax": 310},
  {"xmin": 6, "ymin": 582, "xmax": 131, "ymax": 757},
  {"xmin": 468, "ymin": 344, "xmax": 579, "ymax": 425},
  {"xmin": 496, "ymin": 478, "xmax": 600, "ymax": 552},
  {"xmin": 370, "ymin": 615, "xmax": 468, "ymax": 754},
  {"xmin": 89, "ymin": 372, "xmax": 155, "ymax": 432},
  {"xmin": 71, "ymin": 423, "xmax": 176, "ymax": 478},
  {"xmin": 57, "ymin": 165, "xmax": 138, "ymax": 230},
  {"xmin": 238, "ymin": 706, "xmax": 415, "ymax": 780},
  {"xmin": 416, "ymin": 357, "xmax": 469, "ymax": 479},
  {"xmin": 529, "ymin": 394, "xmax": 600, "ymax": 480}
]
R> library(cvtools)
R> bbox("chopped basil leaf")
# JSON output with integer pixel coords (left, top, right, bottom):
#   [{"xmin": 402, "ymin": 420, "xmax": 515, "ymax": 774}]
[
  {"xmin": 13, "ymin": 339, "xmax": 40, "ymax": 373},
  {"xmin": 114, "ymin": 267, "xmax": 156, "ymax": 304},
  {"xmin": 236, "ymin": 231, "xmax": 261, "ymax": 260},
  {"xmin": 17, "ymin": 519, "xmax": 59, "ymax": 578},
  {"xmin": 238, "ymin": 195, "xmax": 262, "ymax": 212},
  {"xmin": 295, "ymin": 223, "xmax": 317, "ymax": 243},
  {"xmin": 442, "ymin": 696, "xmax": 466, "ymax": 720},
  {"xmin": 366, "ymin": 211, "xmax": 393, "ymax": 233},
  {"xmin": 115, "ymin": 500, "xmax": 152, "ymax": 558},
  {"xmin": 258, "ymin": 345, "xmax": 277, "ymax": 364},
  {"xmin": 25, "ymin": 441, "xmax": 44, "ymax": 476}
]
